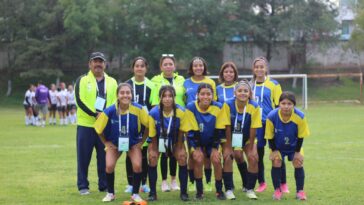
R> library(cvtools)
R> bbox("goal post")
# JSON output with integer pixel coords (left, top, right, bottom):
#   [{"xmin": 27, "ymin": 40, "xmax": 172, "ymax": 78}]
[{"xmin": 209, "ymin": 74, "xmax": 308, "ymax": 110}]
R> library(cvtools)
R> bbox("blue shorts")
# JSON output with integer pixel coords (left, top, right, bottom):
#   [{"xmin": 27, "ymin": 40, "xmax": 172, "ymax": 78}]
[
  {"xmin": 256, "ymin": 121, "xmax": 266, "ymax": 148},
  {"xmin": 280, "ymin": 151, "xmax": 295, "ymax": 161}
]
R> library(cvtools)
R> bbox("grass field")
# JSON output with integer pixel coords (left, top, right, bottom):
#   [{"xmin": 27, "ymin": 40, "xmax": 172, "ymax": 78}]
[{"xmin": 0, "ymin": 103, "xmax": 364, "ymax": 205}]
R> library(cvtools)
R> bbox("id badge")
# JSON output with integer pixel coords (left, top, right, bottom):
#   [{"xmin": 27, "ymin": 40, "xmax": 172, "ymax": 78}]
[
  {"xmin": 158, "ymin": 138, "xmax": 167, "ymax": 153},
  {"xmin": 118, "ymin": 134, "xmax": 129, "ymax": 152},
  {"xmin": 95, "ymin": 96, "xmax": 106, "ymax": 111},
  {"xmin": 232, "ymin": 131, "xmax": 243, "ymax": 148}
]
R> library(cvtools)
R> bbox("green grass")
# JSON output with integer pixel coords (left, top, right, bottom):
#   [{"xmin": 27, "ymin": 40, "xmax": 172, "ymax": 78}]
[{"xmin": 1, "ymin": 104, "xmax": 364, "ymax": 205}]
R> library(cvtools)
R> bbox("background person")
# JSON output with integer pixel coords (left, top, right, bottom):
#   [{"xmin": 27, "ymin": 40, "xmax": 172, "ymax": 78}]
[
  {"xmin": 48, "ymin": 83, "xmax": 58, "ymax": 125},
  {"xmin": 35, "ymin": 81, "xmax": 49, "ymax": 127}
]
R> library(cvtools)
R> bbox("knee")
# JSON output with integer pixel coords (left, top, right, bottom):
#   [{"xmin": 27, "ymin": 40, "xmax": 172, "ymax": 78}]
[
  {"xmin": 176, "ymin": 151, "xmax": 187, "ymax": 165},
  {"xmin": 193, "ymin": 155, "xmax": 203, "ymax": 165},
  {"xmin": 272, "ymin": 159, "xmax": 282, "ymax": 168},
  {"xmin": 105, "ymin": 164, "xmax": 115, "ymax": 173},
  {"xmin": 133, "ymin": 163, "xmax": 142, "ymax": 172},
  {"xmin": 211, "ymin": 157, "xmax": 221, "ymax": 167},
  {"xmin": 248, "ymin": 155, "xmax": 258, "ymax": 166},
  {"xmin": 293, "ymin": 159, "xmax": 303, "ymax": 168},
  {"xmin": 148, "ymin": 153, "xmax": 158, "ymax": 167}
]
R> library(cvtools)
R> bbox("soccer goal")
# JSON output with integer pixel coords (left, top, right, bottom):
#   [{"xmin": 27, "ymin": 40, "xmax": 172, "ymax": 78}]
[{"xmin": 209, "ymin": 74, "xmax": 308, "ymax": 109}]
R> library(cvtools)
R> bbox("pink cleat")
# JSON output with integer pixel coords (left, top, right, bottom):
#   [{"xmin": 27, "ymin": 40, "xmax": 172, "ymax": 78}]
[
  {"xmin": 296, "ymin": 190, "xmax": 307, "ymax": 200},
  {"xmin": 273, "ymin": 189, "xmax": 282, "ymax": 200},
  {"xmin": 255, "ymin": 182, "xmax": 267, "ymax": 193},
  {"xmin": 280, "ymin": 183, "xmax": 290, "ymax": 193}
]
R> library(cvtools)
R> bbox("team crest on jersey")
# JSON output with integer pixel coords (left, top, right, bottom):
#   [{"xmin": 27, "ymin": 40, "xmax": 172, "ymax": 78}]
[{"xmin": 199, "ymin": 123, "xmax": 204, "ymax": 132}]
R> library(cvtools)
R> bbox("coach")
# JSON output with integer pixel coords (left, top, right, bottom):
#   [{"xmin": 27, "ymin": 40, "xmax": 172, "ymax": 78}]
[{"xmin": 75, "ymin": 52, "xmax": 118, "ymax": 195}]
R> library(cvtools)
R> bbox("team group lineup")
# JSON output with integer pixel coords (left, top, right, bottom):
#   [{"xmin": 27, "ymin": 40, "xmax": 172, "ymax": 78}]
[{"xmin": 43, "ymin": 51, "xmax": 311, "ymax": 204}]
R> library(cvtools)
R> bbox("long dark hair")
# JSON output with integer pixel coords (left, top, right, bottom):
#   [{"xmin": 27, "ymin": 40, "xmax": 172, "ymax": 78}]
[
  {"xmin": 188, "ymin": 56, "xmax": 208, "ymax": 76},
  {"xmin": 196, "ymin": 83, "xmax": 214, "ymax": 104},
  {"xmin": 159, "ymin": 85, "xmax": 178, "ymax": 146}
]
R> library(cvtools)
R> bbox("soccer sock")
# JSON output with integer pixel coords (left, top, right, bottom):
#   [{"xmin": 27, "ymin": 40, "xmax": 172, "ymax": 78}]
[
  {"xmin": 126, "ymin": 155, "xmax": 133, "ymax": 186},
  {"xmin": 160, "ymin": 153, "xmax": 168, "ymax": 180},
  {"xmin": 215, "ymin": 179, "xmax": 223, "ymax": 193},
  {"xmin": 195, "ymin": 178, "xmax": 203, "ymax": 195},
  {"xmin": 106, "ymin": 172, "xmax": 115, "ymax": 194},
  {"xmin": 31, "ymin": 116, "xmax": 35, "ymax": 125},
  {"xmin": 246, "ymin": 171, "xmax": 258, "ymax": 190},
  {"xmin": 295, "ymin": 167, "xmax": 305, "ymax": 192},
  {"xmin": 281, "ymin": 160, "xmax": 287, "ymax": 184},
  {"xmin": 237, "ymin": 162, "xmax": 248, "ymax": 188},
  {"xmin": 179, "ymin": 165, "xmax": 188, "ymax": 194},
  {"xmin": 25, "ymin": 116, "xmax": 28, "ymax": 125},
  {"xmin": 257, "ymin": 147, "xmax": 265, "ymax": 183},
  {"xmin": 204, "ymin": 168, "xmax": 212, "ymax": 184},
  {"xmin": 170, "ymin": 156, "xmax": 177, "ymax": 177},
  {"xmin": 223, "ymin": 172, "xmax": 233, "ymax": 191},
  {"xmin": 141, "ymin": 147, "xmax": 148, "ymax": 185},
  {"xmin": 271, "ymin": 167, "xmax": 282, "ymax": 190},
  {"xmin": 188, "ymin": 169, "xmax": 195, "ymax": 183},
  {"xmin": 148, "ymin": 166, "xmax": 157, "ymax": 195},
  {"xmin": 132, "ymin": 172, "xmax": 142, "ymax": 194}
]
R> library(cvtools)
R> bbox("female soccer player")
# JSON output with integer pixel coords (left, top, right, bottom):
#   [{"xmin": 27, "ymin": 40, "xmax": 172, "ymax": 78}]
[
  {"xmin": 225, "ymin": 81, "xmax": 262, "ymax": 199},
  {"xmin": 147, "ymin": 85, "xmax": 190, "ymax": 201},
  {"xmin": 185, "ymin": 83, "xmax": 230, "ymax": 200},
  {"xmin": 67, "ymin": 84, "xmax": 77, "ymax": 124},
  {"xmin": 265, "ymin": 91, "xmax": 310, "ymax": 200},
  {"xmin": 57, "ymin": 82, "xmax": 68, "ymax": 126},
  {"xmin": 94, "ymin": 83, "xmax": 149, "ymax": 203},
  {"xmin": 125, "ymin": 57, "xmax": 154, "ymax": 193},
  {"xmin": 183, "ymin": 57, "xmax": 217, "ymax": 192},
  {"xmin": 250, "ymin": 57, "xmax": 286, "ymax": 193},
  {"xmin": 48, "ymin": 84, "xmax": 58, "ymax": 125},
  {"xmin": 23, "ymin": 84, "xmax": 35, "ymax": 126},
  {"xmin": 216, "ymin": 61, "xmax": 239, "ymax": 103},
  {"xmin": 151, "ymin": 54, "xmax": 185, "ymax": 192}
]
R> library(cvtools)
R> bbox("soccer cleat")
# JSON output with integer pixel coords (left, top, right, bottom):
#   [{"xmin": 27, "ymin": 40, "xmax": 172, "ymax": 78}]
[
  {"xmin": 102, "ymin": 193, "xmax": 115, "ymax": 202},
  {"xmin": 242, "ymin": 187, "xmax": 248, "ymax": 192},
  {"xmin": 273, "ymin": 189, "xmax": 282, "ymax": 200},
  {"xmin": 246, "ymin": 189, "xmax": 258, "ymax": 200},
  {"xmin": 140, "ymin": 184, "xmax": 151, "ymax": 193},
  {"xmin": 188, "ymin": 182, "xmax": 195, "ymax": 192},
  {"xmin": 180, "ymin": 193, "xmax": 189, "ymax": 201},
  {"xmin": 170, "ymin": 179, "xmax": 180, "ymax": 191},
  {"xmin": 131, "ymin": 194, "xmax": 146, "ymax": 204},
  {"xmin": 255, "ymin": 182, "xmax": 267, "ymax": 193},
  {"xmin": 280, "ymin": 183, "xmax": 290, "ymax": 193},
  {"xmin": 296, "ymin": 190, "xmax": 307, "ymax": 200},
  {"xmin": 216, "ymin": 191, "xmax": 226, "ymax": 200},
  {"xmin": 79, "ymin": 189, "xmax": 90, "ymax": 195},
  {"xmin": 225, "ymin": 190, "xmax": 236, "ymax": 200},
  {"xmin": 195, "ymin": 193, "xmax": 204, "ymax": 200},
  {"xmin": 125, "ymin": 185, "xmax": 133, "ymax": 193},
  {"xmin": 161, "ymin": 180, "xmax": 171, "ymax": 192},
  {"xmin": 147, "ymin": 194, "xmax": 157, "ymax": 201},
  {"xmin": 205, "ymin": 182, "xmax": 213, "ymax": 192}
]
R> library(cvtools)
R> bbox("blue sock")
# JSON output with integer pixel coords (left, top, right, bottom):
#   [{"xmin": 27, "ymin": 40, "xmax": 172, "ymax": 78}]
[
  {"xmin": 237, "ymin": 162, "xmax": 248, "ymax": 188},
  {"xmin": 179, "ymin": 165, "xmax": 188, "ymax": 194},
  {"xmin": 215, "ymin": 179, "xmax": 223, "ymax": 193},
  {"xmin": 188, "ymin": 169, "xmax": 195, "ymax": 183},
  {"xmin": 271, "ymin": 167, "xmax": 281, "ymax": 190},
  {"xmin": 223, "ymin": 172, "xmax": 233, "ymax": 191},
  {"xmin": 132, "ymin": 172, "xmax": 142, "ymax": 194},
  {"xmin": 148, "ymin": 166, "xmax": 157, "ymax": 195},
  {"xmin": 204, "ymin": 168, "xmax": 212, "ymax": 184},
  {"xmin": 246, "ymin": 172, "xmax": 258, "ymax": 190},
  {"xmin": 295, "ymin": 167, "xmax": 305, "ymax": 192},
  {"xmin": 195, "ymin": 178, "xmax": 203, "ymax": 195},
  {"xmin": 106, "ymin": 172, "xmax": 115, "ymax": 194}
]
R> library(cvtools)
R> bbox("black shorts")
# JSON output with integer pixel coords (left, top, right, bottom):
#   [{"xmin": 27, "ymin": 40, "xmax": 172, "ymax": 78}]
[
  {"xmin": 49, "ymin": 104, "xmax": 57, "ymax": 111},
  {"xmin": 57, "ymin": 106, "xmax": 66, "ymax": 112},
  {"xmin": 67, "ymin": 104, "xmax": 76, "ymax": 110}
]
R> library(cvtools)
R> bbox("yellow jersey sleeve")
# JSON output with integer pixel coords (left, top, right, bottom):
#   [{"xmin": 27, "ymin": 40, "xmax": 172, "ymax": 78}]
[
  {"xmin": 216, "ymin": 105, "xmax": 230, "ymax": 129},
  {"xmin": 298, "ymin": 117, "xmax": 310, "ymax": 138},
  {"xmin": 185, "ymin": 109, "xmax": 199, "ymax": 131},
  {"xmin": 177, "ymin": 110, "xmax": 190, "ymax": 132},
  {"xmin": 273, "ymin": 83, "xmax": 282, "ymax": 107},
  {"xmin": 94, "ymin": 113, "xmax": 109, "ymax": 135},
  {"xmin": 264, "ymin": 118, "xmax": 275, "ymax": 139},
  {"xmin": 251, "ymin": 105, "xmax": 262, "ymax": 128},
  {"xmin": 139, "ymin": 108, "xmax": 149, "ymax": 128},
  {"xmin": 211, "ymin": 80, "xmax": 217, "ymax": 101},
  {"xmin": 148, "ymin": 116, "xmax": 157, "ymax": 137}
]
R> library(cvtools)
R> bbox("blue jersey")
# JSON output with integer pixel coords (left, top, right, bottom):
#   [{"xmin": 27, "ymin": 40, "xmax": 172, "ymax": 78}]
[
  {"xmin": 185, "ymin": 101, "xmax": 229, "ymax": 148},
  {"xmin": 94, "ymin": 102, "xmax": 149, "ymax": 147},
  {"xmin": 216, "ymin": 83, "xmax": 237, "ymax": 103},
  {"xmin": 183, "ymin": 77, "xmax": 217, "ymax": 104},
  {"xmin": 225, "ymin": 98, "xmax": 262, "ymax": 138},
  {"xmin": 148, "ymin": 105, "xmax": 190, "ymax": 145},
  {"xmin": 252, "ymin": 76, "xmax": 282, "ymax": 121},
  {"xmin": 265, "ymin": 108, "xmax": 310, "ymax": 152}
]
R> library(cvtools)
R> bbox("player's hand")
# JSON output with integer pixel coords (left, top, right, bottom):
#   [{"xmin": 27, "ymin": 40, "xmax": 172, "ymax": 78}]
[
  {"xmin": 104, "ymin": 141, "xmax": 116, "ymax": 151},
  {"xmin": 223, "ymin": 146, "xmax": 233, "ymax": 161},
  {"xmin": 211, "ymin": 148, "xmax": 221, "ymax": 162},
  {"xmin": 269, "ymin": 150, "xmax": 280, "ymax": 161},
  {"xmin": 192, "ymin": 148, "xmax": 203, "ymax": 161},
  {"xmin": 293, "ymin": 152, "xmax": 304, "ymax": 167},
  {"xmin": 247, "ymin": 146, "xmax": 258, "ymax": 162}
]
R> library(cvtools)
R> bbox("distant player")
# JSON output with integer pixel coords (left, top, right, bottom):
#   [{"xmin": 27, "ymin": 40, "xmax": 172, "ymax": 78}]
[
  {"xmin": 48, "ymin": 84, "xmax": 58, "ymax": 125},
  {"xmin": 35, "ymin": 81, "xmax": 49, "ymax": 127},
  {"xmin": 57, "ymin": 82, "xmax": 68, "ymax": 125},
  {"xmin": 23, "ymin": 84, "xmax": 35, "ymax": 126},
  {"xmin": 67, "ymin": 84, "xmax": 77, "ymax": 124},
  {"xmin": 265, "ymin": 92, "xmax": 310, "ymax": 200}
]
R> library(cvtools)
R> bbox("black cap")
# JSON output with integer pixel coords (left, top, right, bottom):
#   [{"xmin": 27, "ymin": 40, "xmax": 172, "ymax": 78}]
[{"xmin": 89, "ymin": 52, "xmax": 106, "ymax": 61}]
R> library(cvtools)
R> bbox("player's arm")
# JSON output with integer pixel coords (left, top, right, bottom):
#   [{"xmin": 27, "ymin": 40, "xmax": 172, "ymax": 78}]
[{"xmin": 75, "ymin": 76, "xmax": 97, "ymax": 117}]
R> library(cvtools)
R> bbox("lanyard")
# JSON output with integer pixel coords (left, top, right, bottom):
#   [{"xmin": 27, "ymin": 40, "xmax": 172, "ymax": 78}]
[
  {"xmin": 234, "ymin": 102, "xmax": 247, "ymax": 131},
  {"xmin": 161, "ymin": 116, "xmax": 173, "ymax": 138},
  {"xmin": 132, "ymin": 78, "xmax": 146, "ymax": 105},
  {"xmin": 253, "ymin": 78, "xmax": 265, "ymax": 104},
  {"xmin": 119, "ymin": 112, "xmax": 129, "ymax": 135},
  {"xmin": 96, "ymin": 79, "xmax": 106, "ymax": 96}
]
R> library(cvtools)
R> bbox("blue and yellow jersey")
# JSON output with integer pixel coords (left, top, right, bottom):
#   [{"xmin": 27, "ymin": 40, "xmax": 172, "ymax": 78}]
[
  {"xmin": 265, "ymin": 108, "xmax": 310, "ymax": 152},
  {"xmin": 148, "ymin": 105, "xmax": 191, "ymax": 144},
  {"xmin": 225, "ymin": 98, "xmax": 262, "ymax": 138},
  {"xmin": 94, "ymin": 102, "xmax": 149, "ymax": 147},
  {"xmin": 150, "ymin": 73, "xmax": 185, "ymax": 107},
  {"xmin": 183, "ymin": 77, "xmax": 217, "ymax": 104},
  {"xmin": 252, "ymin": 76, "xmax": 282, "ymax": 121},
  {"xmin": 185, "ymin": 101, "xmax": 230, "ymax": 147},
  {"xmin": 216, "ymin": 82, "xmax": 237, "ymax": 103},
  {"xmin": 126, "ymin": 77, "xmax": 154, "ymax": 111}
]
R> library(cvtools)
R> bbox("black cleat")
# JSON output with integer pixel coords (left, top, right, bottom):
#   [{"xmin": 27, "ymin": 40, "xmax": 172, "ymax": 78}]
[
  {"xmin": 216, "ymin": 191, "xmax": 226, "ymax": 200},
  {"xmin": 180, "ymin": 193, "xmax": 189, "ymax": 201},
  {"xmin": 148, "ymin": 194, "xmax": 157, "ymax": 201},
  {"xmin": 195, "ymin": 193, "xmax": 204, "ymax": 200}
]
